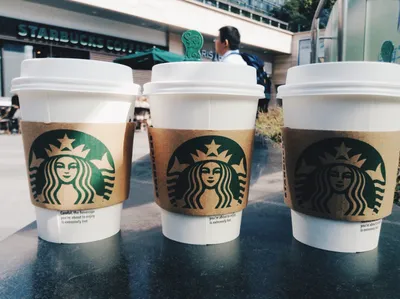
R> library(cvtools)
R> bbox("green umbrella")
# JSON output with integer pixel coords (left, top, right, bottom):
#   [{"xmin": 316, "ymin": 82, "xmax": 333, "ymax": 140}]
[{"xmin": 114, "ymin": 47, "xmax": 185, "ymax": 70}]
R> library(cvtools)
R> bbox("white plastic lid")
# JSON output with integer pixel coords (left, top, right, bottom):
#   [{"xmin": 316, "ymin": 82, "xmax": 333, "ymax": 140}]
[
  {"xmin": 11, "ymin": 58, "xmax": 140, "ymax": 95},
  {"xmin": 143, "ymin": 62, "xmax": 264, "ymax": 97},
  {"xmin": 278, "ymin": 62, "xmax": 400, "ymax": 98}
]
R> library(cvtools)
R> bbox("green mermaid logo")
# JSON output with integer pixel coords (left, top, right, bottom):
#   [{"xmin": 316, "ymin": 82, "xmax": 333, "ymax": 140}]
[
  {"xmin": 380, "ymin": 40, "xmax": 395, "ymax": 63},
  {"xmin": 28, "ymin": 130, "xmax": 115, "ymax": 206},
  {"xmin": 166, "ymin": 136, "xmax": 247, "ymax": 210},
  {"xmin": 295, "ymin": 138, "xmax": 386, "ymax": 217},
  {"xmin": 182, "ymin": 30, "xmax": 204, "ymax": 61}
]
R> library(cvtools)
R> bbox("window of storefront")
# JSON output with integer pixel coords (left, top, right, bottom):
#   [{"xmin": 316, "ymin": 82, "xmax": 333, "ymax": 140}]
[
  {"xmin": 1, "ymin": 43, "xmax": 32, "ymax": 98},
  {"xmin": 32, "ymin": 45, "xmax": 89, "ymax": 59},
  {"xmin": 1, "ymin": 42, "xmax": 90, "ymax": 97}
]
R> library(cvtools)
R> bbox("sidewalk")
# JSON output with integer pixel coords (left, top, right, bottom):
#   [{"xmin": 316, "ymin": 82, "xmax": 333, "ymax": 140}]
[
  {"xmin": 0, "ymin": 135, "xmax": 33, "ymax": 241},
  {"xmin": 0, "ymin": 132, "xmax": 150, "ymax": 241}
]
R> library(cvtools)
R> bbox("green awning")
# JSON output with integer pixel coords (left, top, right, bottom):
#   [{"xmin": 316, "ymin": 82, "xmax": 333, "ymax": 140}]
[{"xmin": 114, "ymin": 47, "xmax": 185, "ymax": 70}]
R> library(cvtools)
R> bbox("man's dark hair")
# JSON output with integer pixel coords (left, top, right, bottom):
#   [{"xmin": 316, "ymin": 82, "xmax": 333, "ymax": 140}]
[{"xmin": 219, "ymin": 26, "xmax": 241, "ymax": 50}]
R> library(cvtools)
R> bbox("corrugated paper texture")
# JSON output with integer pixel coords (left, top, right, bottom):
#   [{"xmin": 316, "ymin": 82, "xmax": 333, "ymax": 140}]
[
  {"xmin": 283, "ymin": 128, "xmax": 400, "ymax": 221},
  {"xmin": 148, "ymin": 128, "xmax": 255, "ymax": 216},
  {"xmin": 21, "ymin": 122, "xmax": 135, "ymax": 211}
]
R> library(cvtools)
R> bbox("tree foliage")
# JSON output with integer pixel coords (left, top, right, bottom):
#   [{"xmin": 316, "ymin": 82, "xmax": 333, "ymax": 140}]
[{"xmin": 272, "ymin": 0, "xmax": 336, "ymax": 32}]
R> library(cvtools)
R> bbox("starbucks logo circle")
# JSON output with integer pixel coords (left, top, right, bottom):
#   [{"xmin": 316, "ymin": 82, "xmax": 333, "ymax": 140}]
[
  {"xmin": 182, "ymin": 30, "xmax": 204, "ymax": 60},
  {"xmin": 28, "ymin": 130, "xmax": 115, "ymax": 206},
  {"xmin": 380, "ymin": 40, "xmax": 394, "ymax": 62},
  {"xmin": 295, "ymin": 138, "xmax": 386, "ymax": 216},
  {"xmin": 166, "ymin": 136, "xmax": 247, "ymax": 210}
]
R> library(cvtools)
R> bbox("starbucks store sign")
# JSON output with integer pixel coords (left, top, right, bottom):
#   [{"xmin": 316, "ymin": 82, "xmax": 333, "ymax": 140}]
[{"xmin": 14, "ymin": 20, "xmax": 162, "ymax": 54}]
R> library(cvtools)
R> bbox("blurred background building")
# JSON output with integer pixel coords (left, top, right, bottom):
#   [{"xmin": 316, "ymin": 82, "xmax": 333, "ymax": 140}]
[
  {"xmin": 199, "ymin": 0, "xmax": 286, "ymax": 15},
  {"xmin": 198, "ymin": 0, "xmax": 286, "ymax": 24},
  {"xmin": 0, "ymin": 0, "xmax": 293, "ymax": 107}
]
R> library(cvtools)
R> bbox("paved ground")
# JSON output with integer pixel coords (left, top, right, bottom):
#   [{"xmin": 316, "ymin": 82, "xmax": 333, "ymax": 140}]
[
  {"xmin": 0, "ymin": 132, "xmax": 150, "ymax": 241},
  {"xmin": 0, "ymin": 135, "xmax": 33, "ymax": 241}
]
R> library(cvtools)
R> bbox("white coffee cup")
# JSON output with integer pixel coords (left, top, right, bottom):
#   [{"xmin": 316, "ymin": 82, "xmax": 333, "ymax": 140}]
[
  {"xmin": 11, "ymin": 58, "xmax": 140, "ymax": 244},
  {"xmin": 144, "ymin": 62, "xmax": 264, "ymax": 245},
  {"xmin": 278, "ymin": 61, "xmax": 400, "ymax": 253}
]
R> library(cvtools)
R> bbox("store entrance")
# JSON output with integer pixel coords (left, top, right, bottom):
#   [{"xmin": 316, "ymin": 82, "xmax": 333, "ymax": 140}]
[{"xmin": 33, "ymin": 45, "xmax": 89, "ymax": 59}]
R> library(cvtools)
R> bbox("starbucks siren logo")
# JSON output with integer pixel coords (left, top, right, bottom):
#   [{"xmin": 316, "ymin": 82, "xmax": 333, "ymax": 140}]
[
  {"xmin": 294, "ymin": 138, "xmax": 386, "ymax": 216},
  {"xmin": 380, "ymin": 40, "xmax": 395, "ymax": 63},
  {"xmin": 28, "ymin": 130, "xmax": 115, "ymax": 206},
  {"xmin": 182, "ymin": 30, "xmax": 204, "ymax": 61},
  {"xmin": 166, "ymin": 136, "xmax": 247, "ymax": 210}
]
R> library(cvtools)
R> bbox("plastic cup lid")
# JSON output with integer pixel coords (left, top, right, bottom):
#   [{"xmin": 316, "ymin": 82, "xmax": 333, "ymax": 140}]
[
  {"xmin": 278, "ymin": 62, "xmax": 400, "ymax": 98},
  {"xmin": 11, "ymin": 58, "xmax": 141, "ymax": 95},
  {"xmin": 143, "ymin": 62, "xmax": 264, "ymax": 97}
]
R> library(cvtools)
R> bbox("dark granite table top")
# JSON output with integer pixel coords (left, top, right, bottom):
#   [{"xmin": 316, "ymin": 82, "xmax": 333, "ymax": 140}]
[{"xmin": 1, "ymin": 142, "xmax": 399, "ymax": 299}]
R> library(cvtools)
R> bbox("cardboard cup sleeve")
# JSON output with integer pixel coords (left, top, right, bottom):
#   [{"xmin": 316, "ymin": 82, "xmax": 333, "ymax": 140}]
[
  {"xmin": 148, "ymin": 127, "xmax": 255, "ymax": 216},
  {"xmin": 21, "ymin": 122, "xmax": 135, "ymax": 211},
  {"xmin": 282, "ymin": 127, "xmax": 400, "ymax": 222}
]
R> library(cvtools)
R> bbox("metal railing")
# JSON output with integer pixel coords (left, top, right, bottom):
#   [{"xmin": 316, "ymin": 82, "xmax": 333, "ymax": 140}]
[
  {"xmin": 310, "ymin": 0, "xmax": 343, "ymax": 63},
  {"xmin": 229, "ymin": 0, "xmax": 281, "ymax": 15},
  {"xmin": 195, "ymin": 0, "xmax": 289, "ymax": 30}
]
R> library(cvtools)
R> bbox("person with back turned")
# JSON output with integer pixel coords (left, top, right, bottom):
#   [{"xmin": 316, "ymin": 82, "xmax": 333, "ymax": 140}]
[
  {"xmin": 214, "ymin": 26, "xmax": 271, "ymax": 112},
  {"xmin": 214, "ymin": 26, "xmax": 247, "ymax": 65}
]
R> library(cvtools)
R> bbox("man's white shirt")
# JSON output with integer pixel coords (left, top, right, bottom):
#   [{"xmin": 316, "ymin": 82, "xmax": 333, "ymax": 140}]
[{"xmin": 220, "ymin": 50, "xmax": 247, "ymax": 65}]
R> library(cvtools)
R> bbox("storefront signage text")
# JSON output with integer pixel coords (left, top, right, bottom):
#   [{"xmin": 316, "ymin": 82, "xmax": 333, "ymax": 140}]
[
  {"xmin": 201, "ymin": 49, "xmax": 219, "ymax": 61},
  {"xmin": 17, "ymin": 23, "xmax": 140, "ymax": 54}
]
